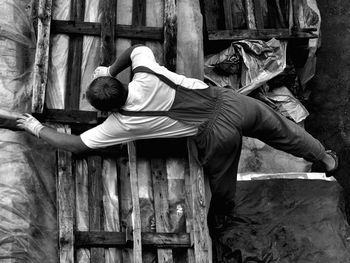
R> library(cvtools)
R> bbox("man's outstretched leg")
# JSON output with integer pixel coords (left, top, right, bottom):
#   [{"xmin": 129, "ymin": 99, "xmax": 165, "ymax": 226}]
[{"xmin": 233, "ymin": 92, "xmax": 338, "ymax": 174}]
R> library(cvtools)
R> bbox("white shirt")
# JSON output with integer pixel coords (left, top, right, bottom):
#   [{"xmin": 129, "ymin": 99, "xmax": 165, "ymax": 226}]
[{"xmin": 80, "ymin": 46, "xmax": 208, "ymax": 149}]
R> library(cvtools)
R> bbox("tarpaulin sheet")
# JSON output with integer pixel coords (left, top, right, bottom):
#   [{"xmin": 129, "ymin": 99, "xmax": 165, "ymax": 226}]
[
  {"xmin": 214, "ymin": 179, "xmax": 350, "ymax": 263},
  {"xmin": 204, "ymin": 38, "xmax": 287, "ymax": 95},
  {"xmin": 0, "ymin": 130, "xmax": 57, "ymax": 263},
  {"xmin": 0, "ymin": 1, "xmax": 58, "ymax": 262}
]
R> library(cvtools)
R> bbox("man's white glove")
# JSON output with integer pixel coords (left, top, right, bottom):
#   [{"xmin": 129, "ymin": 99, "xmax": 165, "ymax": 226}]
[
  {"xmin": 16, "ymin": 113, "xmax": 45, "ymax": 138},
  {"xmin": 92, "ymin": 66, "xmax": 112, "ymax": 79}
]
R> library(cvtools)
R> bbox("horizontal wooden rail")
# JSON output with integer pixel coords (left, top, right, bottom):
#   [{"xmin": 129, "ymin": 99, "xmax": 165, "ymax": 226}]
[
  {"xmin": 208, "ymin": 29, "xmax": 318, "ymax": 41},
  {"xmin": 75, "ymin": 231, "xmax": 192, "ymax": 248},
  {"xmin": 51, "ymin": 20, "xmax": 163, "ymax": 40},
  {"xmin": 32, "ymin": 109, "xmax": 104, "ymax": 125}
]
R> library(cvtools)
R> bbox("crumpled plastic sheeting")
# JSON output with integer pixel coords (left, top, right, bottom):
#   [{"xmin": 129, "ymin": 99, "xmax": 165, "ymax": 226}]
[
  {"xmin": 267, "ymin": 86, "xmax": 309, "ymax": 123},
  {"xmin": 0, "ymin": 130, "xmax": 57, "ymax": 263},
  {"xmin": 0, "ymin": 0, "xmax": 35, "ymax": 115},
  {"xmin": 214, "ymin": 180, "xmax": 350, "ymax": 263},
  {"xmin": 204, "ymin": 38, "xmax": 287, "ymax": 95},
  {"xmin": 294, "ymin": 0, "xmax": 321, "ymax": 86}
]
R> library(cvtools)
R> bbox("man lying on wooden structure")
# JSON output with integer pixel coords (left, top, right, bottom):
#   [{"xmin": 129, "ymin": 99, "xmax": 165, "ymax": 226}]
[{"xmin": 17, "ymin": 44, "xmax": 339, "ymax": 237}]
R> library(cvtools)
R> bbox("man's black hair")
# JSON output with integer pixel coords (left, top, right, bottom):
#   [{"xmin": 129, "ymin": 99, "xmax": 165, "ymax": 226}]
[{"xmin": 86, "ymin": 76, "xmax": 128, "ymax": 112}]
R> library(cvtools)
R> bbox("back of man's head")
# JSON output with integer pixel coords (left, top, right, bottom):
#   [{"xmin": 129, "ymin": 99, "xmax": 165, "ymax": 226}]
[{"xmin": 86, "ymin": 77, "xmax": 127, "ymax": 112}]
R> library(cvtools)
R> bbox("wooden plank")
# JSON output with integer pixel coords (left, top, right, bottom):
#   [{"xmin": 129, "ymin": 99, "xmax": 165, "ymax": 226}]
[
  {"xmin": 65, "ymin": 0, "xmax": 85, "ymax": 110},
  {"xmin": 163, "ymin": 0, "xmax": 177, "ymax": 72},
  {"xmin": 223, "ymin": 0, "xmax": 234, "ymax": 30},
  {"xmin": 51, "ymin": 20, "xmax": 163, "ymax": 40},
  {"xmin": 88, "ymin": 156, "xmax": 104, "ymax": 263},
  {"xmin": 151, "ymin": 158, "xmax": 174, "ymax": 262},
  {"xmin": 32, "ymin": 0, "xmax": 52, "ymax": 113},
  {"xmin": 57, "ymin": 126, "xmax": 74, "ymax": 263},
  {"xmin": 118, "ymin": 155, "xmax": 133, "ymax": 263},
  {"xmin": 184, "ymin": 160, "xmax": 195, "ymax": 263},
  {"xmin": 207, "ymin": 29, "xmax": 317, "ymax": 41},
  {"xmin": 137, "ymin": 158, "xmax": 157, "ymax": 263},
  {"xmin": 187, "ymin": 142, "xmax": 211, "ymax": 263},
  {"xmin": 33, "ymin": 109, "xmax": 99, "ymax": 125},
  {"xmin": 245, "ymin": 0, "xmax": 257, "ymax": 29},
  {"xmin": 127, "ymin": 142, "xmax": 143, "ymax": 262},
  {"xmin": 253, "ymin": 0, "xmax": 264, "ymax": 29},
  {"xmin": 131, "ymin": 0, "xmax": 147, "ymax": 46},
  {"xmin": 100, "ymin": 0, "xmax": 117, "ymax": 66},
  {"xmin": 75, "ymin": 231, "xmax": 191, "ymax": 248}
]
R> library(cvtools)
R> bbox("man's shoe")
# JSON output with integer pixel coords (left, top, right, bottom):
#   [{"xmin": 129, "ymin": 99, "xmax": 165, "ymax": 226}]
[{"xmin": 312, "ymin": 150, "xmax": 339, "ymax": 177}]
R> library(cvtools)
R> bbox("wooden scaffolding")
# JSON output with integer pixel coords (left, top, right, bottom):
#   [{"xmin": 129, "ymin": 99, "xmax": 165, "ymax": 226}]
[
  {"xmin": 31, "ymin": 0, "xmax": 317, "ymax": 262},
  {"xmin": 32, "ymin": 0, "xmax": 211, "ymax": 262}
]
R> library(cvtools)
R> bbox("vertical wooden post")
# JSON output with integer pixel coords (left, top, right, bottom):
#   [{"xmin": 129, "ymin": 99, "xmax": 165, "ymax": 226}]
[
  {"xmin": 163, "ymin": 0, "xmax": 177, "ymax": 72},
  {"xmin": 131, "ymin": 0, "xmax": 146, "ymax": 46},
  {"xmin": 223, "ymin": 0, "xmax": 234, "ymax": 30},
  {"xmin": 65, "ymin": 0, "xmax": 85, "ymax": 110},
  {"xmin": 118, "ymin": 155, "xmax": 133, "ymax": 263},
  {"xmin": 32, "ymin": 0, "xmax": 52, "ymax": 113},
  {"xmin": 252, "ymin": 0, "xmax": 264, "ymax": 29},
  {"xmin": 100, "ymin": 0, "xmax": 117, "ymax": 65},
  {"xmin": 57, "ymin": 126, "xmax": 74, "ymax": 263},
  {"xmin": 245, "ymin": 0, "xmax": 257, "ymax": 29},
  {"xmin": 127, "ymin": 142, "xmax": 143, "ymax": 262},
  {"xmin": 88, "ymin": 156, "xmax": 105, "ymax": 263},
  {"xmin": 184, "ymin": 161, "xmax": 196, "ymax": 263},
  {"xmin": 188, "ymin": 144, "xmax": 211, "ymax": 263},
  {"xmin": 151, "ymin": 158, "xmax": 174, "ymax": 262}
]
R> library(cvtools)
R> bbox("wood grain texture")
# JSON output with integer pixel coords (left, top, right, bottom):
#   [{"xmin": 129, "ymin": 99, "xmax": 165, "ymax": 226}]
[
  {"xmin": 127, "ymin": 141, "xmax": 143, "ymax": 262},
  {"xmin": 187, "ymin": 141, "xmax": 211, "ymax": 263},
  {"xmin": 75, "ymin": 231, "xmax": 191, "ymax": 248},
  {"xmin": 245, "ymin": 0, "xmax": 257, "ymax": 29},
  {"xmin": 51, "ymin": 20, "xmax": 163, "ymax": 40},
  {"xmin": 32, "ymin": 0, "xmax": 52, "ymax": 113},
  {"xmin": 88, "ymin": 156, "xmax": 104, "ymax": 263},
  {"xmin": 151, "ymin": 158, "xmax": 174, "ymax": 262},
  {"xmin": 163, "ymin": 0, "xmax": 177, "ymax": 72},
  {"xmin": 100, "ymin": 0, "xmax": 116, "ymax": 66},
  {"xmin": 65, "ymin": 0, "xmax": 85, "ymax": 110},
  {"xmin": 57, "ymin": 126, "xmax": 74, "ymax": 263}
]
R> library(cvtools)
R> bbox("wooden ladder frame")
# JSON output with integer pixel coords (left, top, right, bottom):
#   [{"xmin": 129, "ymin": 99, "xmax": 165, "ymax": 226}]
[
  {"xmin": 200, "ymin": 0, "xmax": 318, "ymax": 42},
  {"xmin": 32, "ymin": 0, "xmax": 212, "ymax": 262}
]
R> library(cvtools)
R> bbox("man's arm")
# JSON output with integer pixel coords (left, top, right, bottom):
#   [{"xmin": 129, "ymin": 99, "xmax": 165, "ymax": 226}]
[
  {"xmin": 17, "ymin": 114, "xmax": 90, "ymax": 154},
  {"xmin": 108, "ymin": 44, "xmax": 143, "ymax": 76},
  {"xmin": 39, "ymin": 126, "xmax": 90, "ymax": 154},
  {"xmin": 92, "ymin": 45, "xmax": 144, "ymax": 79}
]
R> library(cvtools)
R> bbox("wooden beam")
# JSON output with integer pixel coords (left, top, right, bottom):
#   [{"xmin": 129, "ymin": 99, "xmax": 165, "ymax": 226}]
[
  {"xmin": 32, "ymin": 0, "xmax": 52, "ymax": 113},
  {"xmin": 253, "ymin": 0, "xmax": 264, "ymax": 29},
  {"xmin": 65, "ymin": 0, "xmax": 85, "ymax": 110},
  {"xmin": 184, "ymin": 159, "xmax": 196, "ymax": 263},
  {"xmin": 207, "ymin": 29, "xmax": 317, "ymax": 41},
  {"xmin": 57, "ymin": 126, "xmax": 74, "ymax": 263},
  {"xmin": 75, "ymin": 231, "xmax": 192, "ymax": 248},
  {"xmin": 127, "ymin": 142, "xmax": 143, "ymax": 262},
  {"xmin": 131, "ymin": 0, "xmax": 147, "ymax": 46},
  {"xmin": 100, "ymin": 0, "xmax": 117, "ymax": 66},
  {"xmin": 88, "ymin": 156, "xmax": 105, "ymax": 263},
  {"xmin": 51, "ymin": 20, "xmax": 163, "ymax": 40},
  {"xmin": 223, "ymin": 0, "xmax": 234, "ymax": 29},
  {"xmin": 163, "ymin": 0, "xmax": 177, "ymax": 72},
  {"xmin": 187, "ymin": 141, "xmax": 211, "ymax": 263},
  {"xmin": 151, "ymin": 158, "xmax": 173, "ymax": 262},
  {"xmin": 33, "ymin": 109, "xmax": 99, "ymax": 125}
]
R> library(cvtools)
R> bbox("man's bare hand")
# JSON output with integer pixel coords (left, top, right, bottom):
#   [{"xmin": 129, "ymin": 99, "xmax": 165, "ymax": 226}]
[
  {"xmin": 92, "ymin": 66, "xmax": 112, "ymax": 79},
  {"xmin": 16, "ymin": 114, "xmax": 44, "ymax": 138}
]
